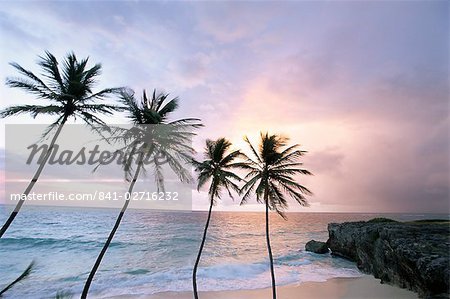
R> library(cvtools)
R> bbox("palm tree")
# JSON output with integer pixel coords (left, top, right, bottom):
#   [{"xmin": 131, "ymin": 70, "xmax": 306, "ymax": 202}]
[
  {"xmin": 0, "ymin": 51, "xmax": 122, "ymax": 238},
  {"xmin": 240, "ymin": 133, "xmax": 312, "ymax": 299},
  {"xmin": 191, "ymin": 138, "xmax": 242, "ymax": 299},
  {"xmin": 81, "ymin": 89, "xmax": 202, "ymax": 298}
]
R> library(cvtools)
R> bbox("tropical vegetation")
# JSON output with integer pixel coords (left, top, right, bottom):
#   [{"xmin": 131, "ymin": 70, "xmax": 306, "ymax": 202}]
[
  {"xmin": 0, "ymin": 52, "xmax": 312, "ymax": 298},
  {"xmin": 81, "ymin": 89, "xmax": 202, "ymax": 298},
  {"xmin": 0, "ymin": 51, "xmax": 122, "ymax": 238}
]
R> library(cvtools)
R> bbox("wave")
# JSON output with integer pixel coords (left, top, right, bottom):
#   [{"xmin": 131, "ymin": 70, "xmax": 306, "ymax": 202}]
[
  {"xmin": 93, "ymin": 252, "xmax": 362, "ymax": 297},
  {"xmin": 197, "ymin": 262, "xmax": 268, "ymax": 280},
  {"xmin": 0, "ymin": 210, "xmax": 373, "ymax": 298},
  {"xmin": 124, "ymin": 269, "xmax": 150, "ymax": 275},
  {"xmin": 0, "ymin": 237, "xmax": 129, "ymax": 250}
]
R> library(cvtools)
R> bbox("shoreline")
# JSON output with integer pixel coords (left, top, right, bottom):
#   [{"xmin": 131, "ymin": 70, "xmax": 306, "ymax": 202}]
[{"xmin": 108, "ymin": 275, "xmax": 418, "ymax": 299}]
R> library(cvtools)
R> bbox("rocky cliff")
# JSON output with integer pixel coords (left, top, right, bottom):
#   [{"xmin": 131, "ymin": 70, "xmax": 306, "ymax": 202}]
[{"xmin": 327, "ymin": 219, "xmax": 450, "ymax": 299}]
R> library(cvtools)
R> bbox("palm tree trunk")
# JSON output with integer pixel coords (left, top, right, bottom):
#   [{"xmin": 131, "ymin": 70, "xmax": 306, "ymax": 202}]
[
  {"xmin": 265, "ymin": 191, "xmax": 277, "ymax": 299},
  {"xmin": 192, "ymin": 200, "xmax": 214, "ymax": 299},
  {"xmin": 81, "ymin": 157, "xmax": 143, "ymax": 299},
  {"xmin": 0, "ymin": 117, "xmax": 67, "ymax": 238}
]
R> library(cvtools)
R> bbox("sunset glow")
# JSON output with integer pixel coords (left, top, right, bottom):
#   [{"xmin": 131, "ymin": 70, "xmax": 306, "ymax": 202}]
[{"xmin": 0, "ymin": 1, "xmax": 448, "ymax": 213}]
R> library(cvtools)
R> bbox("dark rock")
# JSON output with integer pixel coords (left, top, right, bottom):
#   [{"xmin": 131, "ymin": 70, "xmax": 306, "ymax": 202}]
[
  {"xmin": 305, "ymin": 240, "xmax": 329, "ymax": 254},
  {"xmin": 326, "ymin": 219, "xmax": 450, "ymax": 299}
]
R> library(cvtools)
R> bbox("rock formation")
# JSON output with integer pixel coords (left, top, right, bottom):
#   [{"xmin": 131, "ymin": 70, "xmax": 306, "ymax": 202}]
[
  {"xmin": 305, "ymin": 240, "xmax": 329, "ymax": 254},
  {"xmin": 327, "ymin": 219, "xmax": 450, "ymax": 299}
]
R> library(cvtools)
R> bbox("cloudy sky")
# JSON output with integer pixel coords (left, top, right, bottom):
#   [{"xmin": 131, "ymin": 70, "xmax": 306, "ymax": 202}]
[{"xmin": 0, "ymin": 1, "xmax": 448, "ymax": 213}]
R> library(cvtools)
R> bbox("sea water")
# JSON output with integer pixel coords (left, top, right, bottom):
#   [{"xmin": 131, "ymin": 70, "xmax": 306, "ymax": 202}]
[{"xmin": 0, "ymin": 205, "xmax": 447, "ymax": 298}]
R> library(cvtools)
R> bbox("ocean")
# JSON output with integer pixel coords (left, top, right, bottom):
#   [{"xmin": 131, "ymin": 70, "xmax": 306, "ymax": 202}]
[{"xmin": 0, "ymin": 205, "xmax": 447, "ymax": 298}]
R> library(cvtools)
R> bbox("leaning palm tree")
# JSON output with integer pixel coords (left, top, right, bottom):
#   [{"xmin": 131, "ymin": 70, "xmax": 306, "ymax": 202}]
[
  {"xmin": 240, "ymin": 133, "xmax": 312, "ymax": 299},
  {"xmin": 0, "ymin": 51, "xmax": 122, "ymax": 238},
  {"xmin": 191, "ymin": 138, "xmax": 242, "ymax": 299},
  {"xmin": 81, "ymin": 89, "xmax": 202, "ymax": 298}
]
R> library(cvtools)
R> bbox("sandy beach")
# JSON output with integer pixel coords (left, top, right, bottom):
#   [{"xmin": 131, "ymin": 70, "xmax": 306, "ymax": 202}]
[{"xmin": 112, "ymin": 275, "xmax": 418, "ymax": 299}]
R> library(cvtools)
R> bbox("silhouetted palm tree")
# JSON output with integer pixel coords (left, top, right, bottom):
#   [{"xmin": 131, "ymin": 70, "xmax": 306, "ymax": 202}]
[
  {"xmin": 0, "ymin": 51, "xmax": 122, "ymax": 238},
  {"xmin": 81, "ymin": 89, "xmax": 202, "ymax": 298},
  {"xmin": 240, "ymin": 133, "xmax": 312, "ymax": 299},
  {"xmin": 191, "ymin": 138, "xmax": 242, "ymax": 299}
]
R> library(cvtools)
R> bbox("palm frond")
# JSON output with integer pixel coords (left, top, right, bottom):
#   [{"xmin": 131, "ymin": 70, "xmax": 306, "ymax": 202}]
[
  {"xmin": 194, "ymin": 138, "xmax": 242, "ymax": 205},
  {"xmin": 83, "ymin": 87, "xmax": 124, "ymax": 102},
  {"xmin": 82, "ymin": 62, "xmax": 102, "ymax": 89},
  {"xmin": 271, "ymin": 168, "xmax": 312, "ymax": 176},
  {"xmin": 78, "ymin": 104, "xmax": 121, "ymax": 115},
  {"xmin": 196, "ymin": 170, "xmax": 212, "ymax": 191},
  {"xmin": 158, "ymin": 98, "xmax": 179, "ymax": 118},
  {"xmin": 8, "ymin": 62, "xmax": 53, "ymax": 93},
  {"xmin": 37, "ymin": 51, "xmax": 65, "ymax": 92},
  {"xmin": 0, "ymin": 104, "xmax": 63, "ymax": 118},
  {"xmin": 243, "ymin": 136, "xmax": 262, "ymax": 163},
  {"xmin": 272, "ymin": 149, "xmax": 307, "ymax": 167},
  {"xmin": 39, "ymin": 114, "xmax": 66, "ymax": 140},
  {"xmin": 6, "ymin": 77, "xmax": 56, "ymax": 100},
  {"xmin": 240, "ymin": 132, "xmax": 312, "ymax": 216},
  {"xmin": 220, "ymin": 149, "xmax": 240, "ymax": 167},
  {"xmin": 240, "ymin": 174, "xmax": 261, "ymax": 204}
]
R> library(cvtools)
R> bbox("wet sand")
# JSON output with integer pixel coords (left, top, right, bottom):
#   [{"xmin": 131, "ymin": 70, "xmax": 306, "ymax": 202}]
[{"xmin": 112, "ymin": 275, "xmax": 418, "ymax": 299}]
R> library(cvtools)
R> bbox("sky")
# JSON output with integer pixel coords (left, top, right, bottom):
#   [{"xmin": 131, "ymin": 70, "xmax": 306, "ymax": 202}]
[{"xmin": 0, "ymin": 1, "xmax": 448, "ymax": 213}]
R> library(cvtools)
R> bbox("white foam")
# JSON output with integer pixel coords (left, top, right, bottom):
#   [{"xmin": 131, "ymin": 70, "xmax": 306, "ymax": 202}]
[{"xmin": 96, "ymin": 254, "xmax": 363, "ymax": 297}]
